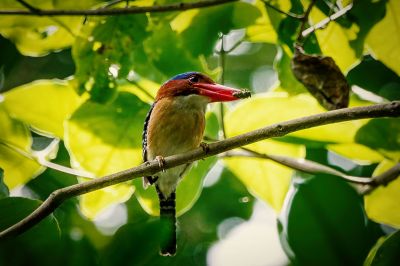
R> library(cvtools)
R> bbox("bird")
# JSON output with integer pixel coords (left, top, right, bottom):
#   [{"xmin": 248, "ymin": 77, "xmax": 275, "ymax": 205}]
[{"xmin": 142, "ymin": 71, "xmax": 245, "ymax": 256}]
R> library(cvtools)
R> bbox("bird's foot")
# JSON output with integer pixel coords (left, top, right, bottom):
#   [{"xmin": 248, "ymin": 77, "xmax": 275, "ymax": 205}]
[
  {"xmin": 200, "ymin": 142, "xmax": 210, "ymax": 154},
  {"xmin": 155, "ymin": 155, "xmax": 166, "ymax": 172}
]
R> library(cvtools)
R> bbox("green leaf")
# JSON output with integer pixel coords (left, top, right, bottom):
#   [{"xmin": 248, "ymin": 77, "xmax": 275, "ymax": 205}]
[
  {"xmin": 135, "ymin": 157, "xmax": 217, "ymax": 217},
  {"xmin": 3, "ymin": 79, "xmax": 82, "ymax": 138},
  {"xmin": 224, "ymin": 93, "xmax": 306, "ymax": 211},
  {"xmin": 72, "ymin": 14, "xmax": 150, "ymax": 102},
  {"xmin": 274, "ymin": 45, "xmax": 307, "ymax": 95},
  {"xmin": 347, "ymin": 55, "xmax": 400, "ymax": 101},
  {"xmin": 366, "ymin": 0, "xmax": 400, "ymax": 76},
  {"xmin": 0, "ymin": 105, "xmax": 43, "ymax": 189},
  {"xmin": 327, "ymin": 143, "xmax": 385, "ymax": 164},
  {"xmin": 365, "ymin": 160, "xmax": 400, "ymax": 228},
  {"xmin": 0, "ymin": 197, "xmax": 60, "ymax": 241},
  {"xmin": 101, "ymin": 220, "xmax": 165, "ymax": 265},
  {"xmin": 226, "ymin": 92, "xmax": 368, "ymax": 144},
  {"xmin": 224, "ymin": 141, "xmax": 304, "ymax": 212},
  {"xmin": 0, "ymin": 1, "xmax": 81, "ymax": 56},
  {"xmin": 0, "ymin": 168, "xmax": 9, "ymax": 199},
  {"xmin": 144, "ymin": 23, "xmax": 202, "ymax": 77},
  {"xmin": 355, "ymin": 118, "xmax": 400, "ymax": 160},
  {"xmin": 172, "ymin": 1, "xmax": 261, "ymax": 57},
  {"xmin": 245, "ymin": 0, "xmax": 277, "ymax": 43},
  {"xmin": 348, "ymin": 0, "xmax": 387, "ymax": 57},
  {"xmin": 310, "ymin": 6, "xmax": 359, "ymax": 73},
  {"xmin": 279, "ymin": 174, "xmax": 376, "ymax": 265},
  {"xmin": 65, "ymin": 92, "xmax": 148, "ymax": 219},
  {"xmin": 364, "ymin": 230, "xmax": 400, "ymax": 266}
]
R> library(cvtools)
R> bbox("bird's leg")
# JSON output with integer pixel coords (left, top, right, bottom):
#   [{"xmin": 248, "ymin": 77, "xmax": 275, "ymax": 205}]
[
  {"xmin": 155, "ymin": 155, "xmax": 166, "ymax": 172},
  {"xmin": 200, "ymin": 142, "xmax": 210, "ymax": 154}
]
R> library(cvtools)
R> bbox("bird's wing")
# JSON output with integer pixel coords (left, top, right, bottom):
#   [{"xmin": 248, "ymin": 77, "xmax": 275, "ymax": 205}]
[{"xmin": 142, "ymin": 102, "xmax": 156, "ymax": 188}]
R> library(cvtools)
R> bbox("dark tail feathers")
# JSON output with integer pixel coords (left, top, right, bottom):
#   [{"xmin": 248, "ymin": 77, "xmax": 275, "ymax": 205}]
[{"xmin": 156, "ymin": 186, "xmax": 176, "ymax": 256}]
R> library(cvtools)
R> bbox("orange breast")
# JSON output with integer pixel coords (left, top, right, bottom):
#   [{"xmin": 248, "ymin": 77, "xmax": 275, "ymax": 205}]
[{"xmin": 146, "ymin": 97, "xmax": 205, "ymax": 160}]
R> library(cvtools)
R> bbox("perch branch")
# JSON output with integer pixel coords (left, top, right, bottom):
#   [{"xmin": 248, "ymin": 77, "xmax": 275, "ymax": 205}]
[
  {"xmin": 0, "ymin": 101, "xmax": 399, "ymax": 240},
  {"xmin": 1, "ymin": 0, "xmax": 237, "ymax": 16}
]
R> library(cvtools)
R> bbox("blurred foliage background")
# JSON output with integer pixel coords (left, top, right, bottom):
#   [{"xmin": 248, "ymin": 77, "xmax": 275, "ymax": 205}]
[{"xmin": 0, "ymin": 0, "xmax": 399, "ymax": 265}]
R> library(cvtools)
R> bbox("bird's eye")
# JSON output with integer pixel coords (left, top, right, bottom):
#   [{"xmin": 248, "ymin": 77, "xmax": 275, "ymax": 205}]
[{"xmin": 189, "ymin": 75, "xmax": 199, "ymax": 83}]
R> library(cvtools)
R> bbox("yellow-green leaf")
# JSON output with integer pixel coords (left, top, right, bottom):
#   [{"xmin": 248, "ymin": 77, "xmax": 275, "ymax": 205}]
[
  {"xmin": 365, "ymin": 160, "xmax": 400, "ymax": 228},
  {"xmin": 226, "ymin": 92, "xmax": 368, "ymax": 144},
  {"xmin": 224, "ymin": 93, "xmax": 309, "ymax": 211},
  {"xmin": 0, "ymin": 106, "xmax": 43, "ymax": 188},
  {"xmin": 3, "ymin": 79, "xmax": 82, "ymax": 138},
  {"xmin": 310, "ymin": 6, "xmax": 359, "ymax": 73},
  {"xmin": 65, "ymin": 92, "xmax": 148, "ymax": 219},
  {"xmin": 224, "ymin": 141, "xmax": 305, "ymax": 212},
  {"xmin": 245, "ymin": 0, "xmax": 277, "ymax": 43},
  {"xmin": 366, "ymin": 0, "xmax": 400, "ymax": 76},
  {"xmin": 327, "ymin": 143, "xmax": 385, "ymax": 164}
]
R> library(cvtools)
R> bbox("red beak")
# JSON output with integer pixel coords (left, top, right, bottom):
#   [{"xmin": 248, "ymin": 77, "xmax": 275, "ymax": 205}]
[{"xmin": 194, "ymin": 83, "xmax": 243, "ymax": 102}]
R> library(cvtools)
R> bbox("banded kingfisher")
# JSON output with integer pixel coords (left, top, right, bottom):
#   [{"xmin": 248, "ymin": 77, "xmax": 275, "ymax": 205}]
[{"xmin": 142, "ymin": 72, "xmax": 247, "ymax": 256}]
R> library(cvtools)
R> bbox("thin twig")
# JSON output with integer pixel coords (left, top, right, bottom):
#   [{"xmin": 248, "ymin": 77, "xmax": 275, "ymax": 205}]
[
  {"xmin": 295, "ymin": 0, "xmax": 317, "ymax": 44},
  {"xmin": 0, "ymin": 141, "xmax": 94, "ymax": 178},
  {"xmin": 0, "ymin": 101, "xmax": 399, "ymax": 239},
  {"xmin": 1, "ymin": 0, "xmax": 237, "ymax": 16},
  {"xmin": 262, "ymin": 0, "xmax": 303, "ymax": 19},
  {"xmin": 125, "ymin": 78, "xmax": 155, "ymax": 101},
  {"xmin": 218, "ymin": 34, "xmax": 227, "ymax": 139},
  {"xmin": 302, "ymin": 3, "xmax": 353, "ymax": 38},
  {"xmin": 359, "ymin": 163, "xmax": 400, "ymax": 195},
  {"xmin": 222, "ymin": 148, "xmax": 373, "ymax": 185},
  {"xmin": 16, "ymin": 0, "xmax": 42, "ymax": 14}
]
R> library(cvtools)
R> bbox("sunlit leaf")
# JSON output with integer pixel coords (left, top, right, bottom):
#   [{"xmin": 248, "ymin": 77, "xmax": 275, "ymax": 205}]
[
  {"xmin": 225, "ymin": 92, "xmax": 368, "ymax": 144},
  {"xmin": 172, "ymin": 1, "xmax": 261, "ymax": 58},
  {"xmin": 65, "ymin": 92, "xmax": 149, "ymax": 219},
  {"xmin": 366, "ymin": 0, "xmax": 400, "ymax": 76},
  {"xmin": 355, "ymin": 118, "xmax": 400, "ymax": 161},
  {"xmin": 245, "ymin": 0, "xmax": 277, "ymax": 43},
  {"xmin": 327, "ymin": 143, "xmax": 384, "ymax": 164},
  {"xmin": 224, "ymin": 93, "xmax": 306, "ymax": 211},
  {"xmin": 224, "ymin": 141, "xmax": 305, "ymax": 212},
  {"xmin": 0, "ymin": 1, "xmax": 80, "ymax": 56},
  {"xmin": 3, "ymin": 79, "xmax": 82, "ymax": 138},
  {"xmin": 279, "ymin": 174, "xmax": 376, "ymax": 265},
  {"xmin": 310, "ymin": 6, "xmax": 359, "ymax": 73},
  {"xmin": 347, "ymin": 55, "xmax": 400, "ymax": 101},
  {"xmin": 365, "ymin": 160, "xmax": 400, "ymax": 228},
  {"xmin": 364, "ymin": 230, "xmax": 400, "ymax": 266},
  {"xmin": 0, "ymin": 106, "xmax": 43, "ymax": 188}
]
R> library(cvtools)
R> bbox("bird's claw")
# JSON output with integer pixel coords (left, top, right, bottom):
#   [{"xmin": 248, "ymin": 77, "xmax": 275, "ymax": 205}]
[
  {"xmin": 200, "ymin": 142, "xmax": 210, "ymax": 154},
  {"xmin": 155, "ymin": 155, "xmax": 166, "ymax": 172}
]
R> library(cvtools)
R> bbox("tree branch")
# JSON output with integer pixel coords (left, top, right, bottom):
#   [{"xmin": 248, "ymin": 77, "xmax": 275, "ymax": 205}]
[
  {"xmin": 0, "ymin": 101, "xmax": 399, "ymax": 239},
  {"xmin": 261, "ymin": 0, "xmax": 304, "ymax": 19},
  {"xmin": 296, "ymin": 0, "xmax": 317, "ymax": 44},
  {"xmin": 0, "ymin": 0, "xmax": 237, "ymax": 16},
  {"xmin": 358, "ymin": 163, "xmax": 400, "ymax": 195},
  {"xmin": 222, "ymin": 148, "xmax": 374, "ymax": 185}
]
